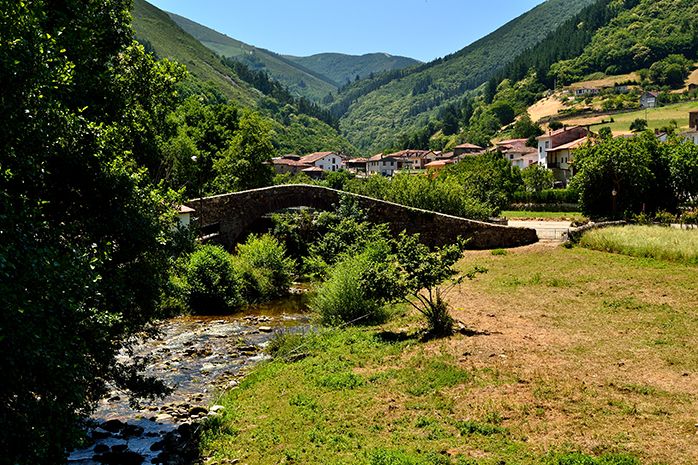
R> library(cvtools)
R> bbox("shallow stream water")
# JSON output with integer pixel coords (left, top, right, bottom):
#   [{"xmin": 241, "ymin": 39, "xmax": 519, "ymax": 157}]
[{"xmin": 68, "ymin": 293, "xmax": 311, "ymax": 465}]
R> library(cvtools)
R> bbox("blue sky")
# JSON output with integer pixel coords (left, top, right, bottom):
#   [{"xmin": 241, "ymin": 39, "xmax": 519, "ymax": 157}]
[{"xmin": 148, "ymin": 0, "xmax": 545, "ymax": 62}]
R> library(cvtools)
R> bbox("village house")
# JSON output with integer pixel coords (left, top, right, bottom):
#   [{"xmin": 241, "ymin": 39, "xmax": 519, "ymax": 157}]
[
  {"xmin": 537, "ymin": 126, "xmax": 588, "ymax": 168},
  {"xmin": 383, "ymin": 149, "xmax": 432, "ymax": 170},
  {"xmin": 496, "ymin": 138, "xmax": 538, "ymax": 169},
  {"xmin": 453, "ymin": 143, "xmax": 484, "ymax": 157},
  {"xmin": 367, "ymin": 153, "xmax": 401, "ymax": 176},
  {"xmin": 640, "ymin": 91, "xmax": 659, "ymax": 109},
  {"xmin": 545, "ymin": 137, "xmax": 588, "ymax": 185},
  {"xmin": 298, "ymin": 151, "xmax": 346, "ymax": 172},
  {"xmin": 270, "ymin": 154, "xmax": 307, "ymax": 175},
  {"xmin": 345, "ymin": 157, "xmax": 369, "ymax": 175}
]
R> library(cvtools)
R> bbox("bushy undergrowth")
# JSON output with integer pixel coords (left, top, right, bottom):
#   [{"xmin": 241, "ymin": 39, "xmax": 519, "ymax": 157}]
[
  {"xmin": 182, "ymin": 244, "xmax": 242, "ymax": 314},
  {"xmin": 580, "ymin": 226, "xmax": 698, "ymax": 265},
  {"xmin": 169, "ymin": 234, "xmax": 295, "ymax": 314},
  {"xmin": 310, "ymin": 248, "xmax": 393, "ymax": 326},
  {"xmin": 234, "ymin": 234, "xmax": 296, "ymax": 302}
]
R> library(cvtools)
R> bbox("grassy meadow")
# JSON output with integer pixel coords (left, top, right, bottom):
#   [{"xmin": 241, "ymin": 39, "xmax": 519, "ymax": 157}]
[
  {"xmin": 580, "ymin": 226, "xmax": 698, "ymax": 265},
  {"xmin": 560, "ymin": 101, "xmax": 698, "ymax": 135},
  {"xmin": 200, "ymin": 243, "xmax": 698, "ymax": 465}
]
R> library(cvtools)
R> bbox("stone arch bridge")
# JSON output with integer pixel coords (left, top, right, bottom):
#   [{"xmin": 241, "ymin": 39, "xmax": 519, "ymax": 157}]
[{"xmin": 185, "ymin": 184, "xmax": 537, "ymax": 249}]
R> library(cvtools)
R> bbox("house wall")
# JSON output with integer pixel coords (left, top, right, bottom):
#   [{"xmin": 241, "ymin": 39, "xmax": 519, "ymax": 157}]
[{"xmin": 314, "ymin": 155, "xmax": 344, "ymax": 172}]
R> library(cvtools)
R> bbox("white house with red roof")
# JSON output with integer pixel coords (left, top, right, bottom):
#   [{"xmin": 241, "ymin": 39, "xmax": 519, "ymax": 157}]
[
  {"xmin": 496, "ymin": 138, "xmax": 539, "ymax": 169},
  {"xmin": 298, "ymin": 151, "xmax": 346, "ymax": 172},
  {"xmin": 537, "ymin": 126, "xmax": 588, "ymax": 168}
]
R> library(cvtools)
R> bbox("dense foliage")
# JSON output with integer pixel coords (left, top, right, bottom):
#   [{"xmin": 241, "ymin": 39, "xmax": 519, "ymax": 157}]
[
  {"xmin": 340, "ymin": 153, "xmax": 520, "ymax": 219},
  {"xmin": 570, "ymin": 133, "xmax": 698, "ymax": 217},
  {"xmin": 550, "ymin": 0, "xmax": 698, "ymax": 82},
  {"xmin": 0, "ymin": 1, "xmax": 186, "ymax": 462}
]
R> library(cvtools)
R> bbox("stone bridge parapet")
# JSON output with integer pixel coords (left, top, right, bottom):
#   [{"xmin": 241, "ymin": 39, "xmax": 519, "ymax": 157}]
[{"xmin": 185, "ymin": 184, "xmax": 538, "ymax": 249}]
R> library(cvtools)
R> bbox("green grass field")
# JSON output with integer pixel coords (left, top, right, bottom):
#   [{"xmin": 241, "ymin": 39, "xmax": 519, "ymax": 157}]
[
  {"xmin": 562, "ymin": 101, "xmax": 698, "ymax": 134},
  {"xmin": 580, "ymin": 225, "xmax": 698, "ymax": 265},
  {"xmin": 502, "ymin": 211, "xmax": 585, "ymax": 220},
  {"xmin": 200, "ymin": 244, "xmax": 698, "ymax": 465}
]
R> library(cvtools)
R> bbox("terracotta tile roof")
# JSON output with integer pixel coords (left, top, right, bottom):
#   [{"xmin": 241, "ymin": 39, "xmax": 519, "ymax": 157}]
[
  {"xmin": 347, "ymin": 157, "xmax": 368, "ymax": 164},
  {"xmin": 384, "ymin": 149, "xmax": 430, "ymax": 159},
  {"xmin": 272, "ymin": 158, "xmax": 308, "ymax": 167},
  {"xmin": 546, "ymin": 137, "xmax": 589, "ymax": 152},
  {"xmin": 299, "ymin": 151, "xmax": 338, "ymax": 164},
  {"xmin": 425, "ymin": 160, "xmax": 454, "ymax": 168},
  {"xmin": 301, "ymin": 166, "xmax": 324, "ymax": 172},
  {"xmin": 368, "ymin": 153, "xmax": 400, "ymax": 162},
  {"xmin": 455, "ymin": 143, "xmax": 483, "ymax": 149},
  {"xmin": 538, "ymin": 126, "xmax": 583, "ymax": 139}
]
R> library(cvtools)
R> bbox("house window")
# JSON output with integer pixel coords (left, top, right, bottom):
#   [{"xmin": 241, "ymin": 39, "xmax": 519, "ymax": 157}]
[{"xmin": 545, "ymin": 141, "xmax": 550, "ymax": 149}]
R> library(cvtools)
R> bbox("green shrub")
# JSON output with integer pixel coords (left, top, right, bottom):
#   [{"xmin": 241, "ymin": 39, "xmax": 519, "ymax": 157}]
[
  {"xmin": 184, "ymin": 244, "xmax": 242, "ymax": 314},
  {"xmin": 654, "ymin": 210, "xmax": 676, "ymax": 225},
  {"xmin": 491, "ymin": 248, "xmax": 508, "ymax": 256},
  {"xmin": 234, "ymin": 234, "xmax": 296, "ymax": 302},
  {"xmin": 310, "ymin": 253, "xmax": 388, "ymax": 326}
]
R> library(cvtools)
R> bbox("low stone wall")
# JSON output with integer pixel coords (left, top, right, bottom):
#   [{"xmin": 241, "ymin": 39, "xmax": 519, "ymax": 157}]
[
  {"xmin": 564, "ymin": 220, "xmax": 627, "ymax": 243},
  {"xmin": 185, "ymin": 185, "xmax": 538, "ymax": 250}
]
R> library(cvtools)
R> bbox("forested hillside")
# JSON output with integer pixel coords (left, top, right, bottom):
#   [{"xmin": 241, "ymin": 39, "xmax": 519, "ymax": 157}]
[
  {"xmin": 285, "ymin": 52, "xmax": 420, "ymax": 88},
  {"xmin": 167, "ymin": 11, "xmax": 339, "ymax": 101},
  {"xmin": 132, "ymin": 0, "xmax": 355, "ymax": 155},
  {"xmin": 551, "ymin": 0, "xmax": 698, "ymax": 83},
  {"xmin": 334, "ymin": 0, "xmax": 597, "ymax": 152},
  {"xmin": 131, "ymin": 0, "xmax": 259, "ymax": 105}
]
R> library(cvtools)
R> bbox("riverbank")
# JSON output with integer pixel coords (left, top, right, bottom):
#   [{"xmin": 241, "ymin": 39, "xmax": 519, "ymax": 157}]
[{"xmin": 200, "ymin": 244, "xmax": 698, "ymax": 465}]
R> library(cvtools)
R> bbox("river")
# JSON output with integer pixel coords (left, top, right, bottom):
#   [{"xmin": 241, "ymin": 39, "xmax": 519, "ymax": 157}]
[{"xmin": 67, "ymin": 293, "xmax": 311, "ymax": 465}]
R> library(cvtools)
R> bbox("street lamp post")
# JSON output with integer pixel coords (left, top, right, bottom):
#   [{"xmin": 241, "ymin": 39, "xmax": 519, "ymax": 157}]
[{"xmin": 611, "ymin": 188, "xmax": 618, "ymax": 218}]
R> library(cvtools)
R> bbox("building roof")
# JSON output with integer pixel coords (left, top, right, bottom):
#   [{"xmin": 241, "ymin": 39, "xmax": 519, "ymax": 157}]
[
  {"xmin": 387, "ymin": 149, "xmax": 431, "ymax": 158},
  {"xmin": 347, "ymin": 157, "xmax": 368, "ymax": 164},
  {"xmin": 299, "ymin": 151, "xmax": 338, "ymax": 164},
  {"xmin": 301, "ymin": 166, "xmax": 324, "ymax": 172},
  {"xmin": 546, "ymin": 137, "xmax": 589, "ymax": 153},
  {"xmin": 496, "ymin": 138, "xmax": 528, "ymax": 147},
  {"xmin": 272, "ymin": 158, "xmax": 308, "ymax": 167},
  {"xmin": 368, "ymin": 153, "xmax": 400, "ymax": 162},
  {"xmin": 454, "ymin": 143, "xmax": 483, "ymax": 150},
  {"xmin": 177, "ymin": 205, "xmax": 195, "ymax": 214},
  {"xmin": 537, "ymin": 125, "xmax": 586, "ymax": 140},
  {"xmin": 425, "ymin": 160, "xmax": 454, "ymax": 168},
  {"xmin": 643, "ymin": 91, "xmax": 659, "ymax": 98},
  {"xmin": 437, "ymin": 151, "xmax": 456, "ymax": 159}
]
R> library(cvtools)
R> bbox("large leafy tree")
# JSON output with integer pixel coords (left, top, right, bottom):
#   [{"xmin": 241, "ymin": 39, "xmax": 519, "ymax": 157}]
[
  {"xmin": 570, "ymin": 133, "xmax": 676, "ymax": 217},
  {"xmin": 0, "ymin": 1, "xmax": 185, "ymax": 462},
  {"xmin": 212, "ymin": 110, "xmax": 275, "ymax": 193}
]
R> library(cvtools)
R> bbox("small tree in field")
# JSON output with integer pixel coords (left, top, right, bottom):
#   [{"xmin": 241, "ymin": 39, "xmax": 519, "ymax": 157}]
[{"xmin": 395, "ymin": 234, "xmax": 486, "ymax": 337}]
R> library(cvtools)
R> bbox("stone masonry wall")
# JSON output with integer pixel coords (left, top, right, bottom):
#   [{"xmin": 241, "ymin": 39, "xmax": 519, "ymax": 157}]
[{"xmin": 185, "ymin": 185, "xmax": 538, "ymax": 250}]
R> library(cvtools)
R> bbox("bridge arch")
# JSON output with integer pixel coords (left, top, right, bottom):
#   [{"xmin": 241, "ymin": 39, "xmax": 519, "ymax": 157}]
[{"xmin": 185, "ymin": 184, "xmax": 537, "ymax": 249}]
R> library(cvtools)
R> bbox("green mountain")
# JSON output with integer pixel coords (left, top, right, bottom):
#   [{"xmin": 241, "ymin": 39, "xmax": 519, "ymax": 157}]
[
  {"xmin": 334, "ymin": 0, "xmax": 598, "ymax": 152},
  {"xmin": 131, "ymin": 0, "xmax": 259, "ymax": 106},
  {"xmin": 285, "ymin": 53, "xmax": 421, "ymax": 87},
  {"xmin": 167, "ymin": 12, "xmax": 339, "ymax": 101},
  {"xmin": 131, "ymin": 0, "xmax": 355, "ymax": 155}
]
